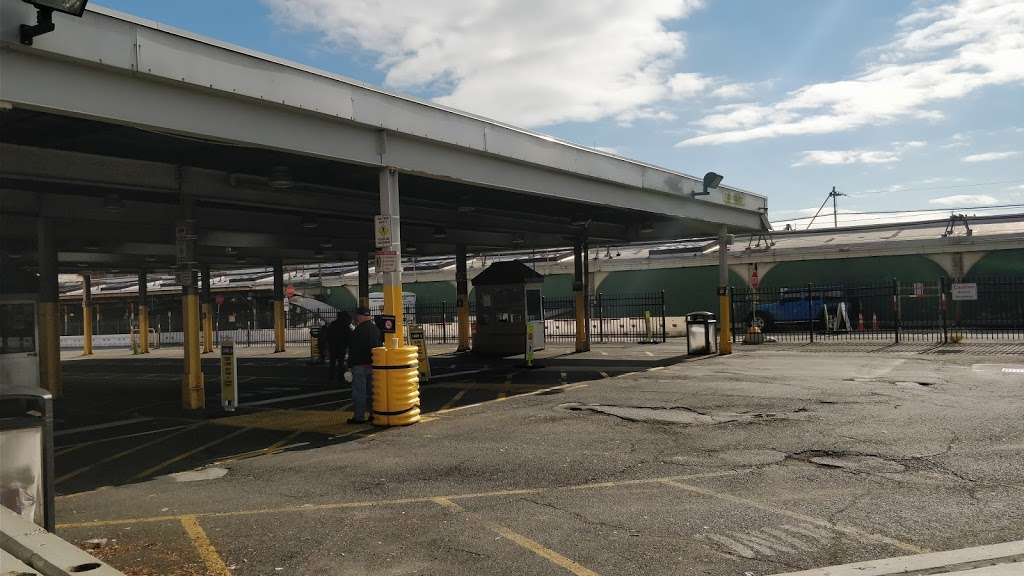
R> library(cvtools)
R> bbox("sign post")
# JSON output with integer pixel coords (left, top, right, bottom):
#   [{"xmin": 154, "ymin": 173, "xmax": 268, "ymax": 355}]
[
  {"xmin": 220, "ymin": 336, "xmax": 238, "ymax": 412},
  {"xmin": 525, "ymin": 323, "xmax": 535, "ymax": 368},
  {"xmin": 408, "ymin": 325, "xmax": 430, "ymax": 382}
]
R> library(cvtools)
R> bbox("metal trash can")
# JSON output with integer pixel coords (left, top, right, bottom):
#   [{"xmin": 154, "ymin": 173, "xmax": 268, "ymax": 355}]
[
  {"xmin": 0, "ymin": 385, "xmax": 55, "ymax": 531},
  {"xmin": 685, "ymin": 311, "xmax": 718, "ymax": 355}
]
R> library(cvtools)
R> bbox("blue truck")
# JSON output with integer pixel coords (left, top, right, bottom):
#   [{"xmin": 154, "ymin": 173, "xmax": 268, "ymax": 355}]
[{"xmin": 753, "ymin": 286, "xmax": 848, "ymax": 330}]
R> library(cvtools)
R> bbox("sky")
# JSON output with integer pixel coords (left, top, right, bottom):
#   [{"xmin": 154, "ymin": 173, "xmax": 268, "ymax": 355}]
[{"xmin": 95, "ymin": 0, "xmax": 1024, "ymax": 229}]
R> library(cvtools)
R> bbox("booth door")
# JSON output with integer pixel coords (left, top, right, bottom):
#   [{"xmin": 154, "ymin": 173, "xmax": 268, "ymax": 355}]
[
  {"xmin": 0, "ymin": 299, "xmax": 40, "ymax": 390},
  {"xmin": 526, "ymin": 288, "xmax": 545, "ymax": 351}
]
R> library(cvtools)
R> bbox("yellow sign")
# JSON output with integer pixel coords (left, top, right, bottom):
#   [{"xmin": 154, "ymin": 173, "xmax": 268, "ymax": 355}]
[
  {"xmin": 220, "ymin": 337, "xmax": 238, "ymax": 411},
  {"xmin": 409, "ymin": 325, "xmax": 430, "ymax": 381}
]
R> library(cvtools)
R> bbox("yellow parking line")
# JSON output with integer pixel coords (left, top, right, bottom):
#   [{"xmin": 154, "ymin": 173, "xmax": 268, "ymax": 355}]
[
  {"xmin": 433, "ymin": 497, "xmax": 600, "ymax": 576},
  {"xmin": 660, "ymin": 480, "xmax": 928, "ymax": 554},
  {"xmin": 440, "ymin": 388, "xmax": 470, "ymax": 411},
  {"xmin": 180, "ymin": 515, "xmax": 232, "ymax": 576},
  {"xmin": 130, "ymin": 427, "xmax": 252, "ymax": 481},
  {"xmin": 57, "ymin": 470, "xmax": 747, "ymax": 529},
  {"xmin": 216, "ymin": 430, "xmax": 304, "ymax": 464},
  {"xmin": 56, "ymin": 423, "xmax": 205, "ymax": 485}
]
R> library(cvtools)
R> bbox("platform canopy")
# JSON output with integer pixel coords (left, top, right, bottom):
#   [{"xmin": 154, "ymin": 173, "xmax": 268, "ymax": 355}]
[{"xmin": 0, "ymin": 1, "xmax": 768, "ymax": 272}]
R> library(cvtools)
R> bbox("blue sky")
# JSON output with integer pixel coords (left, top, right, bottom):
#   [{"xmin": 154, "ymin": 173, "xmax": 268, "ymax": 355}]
[{"xmin": 96, "ymin": 0, "xmax": 1023, "ymax": 228}]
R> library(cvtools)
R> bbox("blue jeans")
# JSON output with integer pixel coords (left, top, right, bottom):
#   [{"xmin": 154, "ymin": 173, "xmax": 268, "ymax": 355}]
[{"xmin": 351, "ymin": 365, "xmax": 374, "ymax": 422}]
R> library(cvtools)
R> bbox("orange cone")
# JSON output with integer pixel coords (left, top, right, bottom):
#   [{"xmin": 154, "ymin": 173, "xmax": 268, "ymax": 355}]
[{"xmin": 857, "ymin": 313, "xmax": 865, "ymax": 332}]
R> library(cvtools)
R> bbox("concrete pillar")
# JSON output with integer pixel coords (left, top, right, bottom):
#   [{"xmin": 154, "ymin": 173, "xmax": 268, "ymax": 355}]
[
  {"xmin": 201, "ymin": 264, "xmax": 214, "ymax": 353},
  {"xmin": 81, "ymin": 274, "xmax": 93, "ymax": 356},
  {"xmin": 455, "ymin": 243, "xmax": 470, "ymax": 351},
  {"xmin": 358, "ymin": 249, "xmax": 370, "ymax": 309},
  {"xmin": 573, "ymin": 239, "xmax": 590, "ymax": 353},
  {"xmin": 138, "ymin": 271, "xmax": 150, "ymax": 353},
  {"xmin": 181, "ymin": 269, "xmax": 205, "ymax": 410},
  {"xmin": 37, "ymin": 218, "xmax": 62, "ymax": 396},
  {"xmin": 273, "ymin": 260, "xmax": 285, "ymax": 352},
  {"xmin": 379, "ymin": 167, "xmax": 404, "ymax": 346},
  {"xmin": 718, "ymin": 226, "xmax": 732, "ymax": 355}
]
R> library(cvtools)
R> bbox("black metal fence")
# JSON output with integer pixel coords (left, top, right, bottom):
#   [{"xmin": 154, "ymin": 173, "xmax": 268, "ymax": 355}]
[
  {"xmin": 730, "ymin": 276, "xmax": 1024, "ymax": 345},
  {"xmin": 543, "ymin": 291, "xmax": 667, "ymax": 343}
]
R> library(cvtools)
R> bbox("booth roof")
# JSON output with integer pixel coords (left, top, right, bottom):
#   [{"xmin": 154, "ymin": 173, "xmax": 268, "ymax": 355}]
[{"xmin": 471, "ymin": 261, "xmax": 545, "ymax": 286}]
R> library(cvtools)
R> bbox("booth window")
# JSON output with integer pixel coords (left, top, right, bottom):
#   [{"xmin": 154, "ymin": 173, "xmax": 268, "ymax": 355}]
[
  {"xmin": 0, "ymin": 302, "xmax": 36, "ymax": 355},
  {"xmin": 526, "ymin": 289, "xmax": 542, "ymax": 322}
]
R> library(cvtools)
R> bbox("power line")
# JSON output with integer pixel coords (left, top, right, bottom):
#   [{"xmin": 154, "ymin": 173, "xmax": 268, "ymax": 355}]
[{"xmin": 773, "ymin": 203, "xmax": 1024, "ymax": 225}]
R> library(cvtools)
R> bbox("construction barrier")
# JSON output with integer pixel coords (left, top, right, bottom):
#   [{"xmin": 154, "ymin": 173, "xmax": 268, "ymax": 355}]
[{"xmin": 371, "ymin": 346, "xmax": 420, "ymax": 426}]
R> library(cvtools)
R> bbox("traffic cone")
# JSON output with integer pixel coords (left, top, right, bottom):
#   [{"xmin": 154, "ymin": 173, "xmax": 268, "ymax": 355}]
[
  {"xmin": 857, "ymin": 313, "xmax": 865, "ymax": 332},
  {"xmin": 871, "ymin": 313, "xmax": 879, "ymax": 331}
]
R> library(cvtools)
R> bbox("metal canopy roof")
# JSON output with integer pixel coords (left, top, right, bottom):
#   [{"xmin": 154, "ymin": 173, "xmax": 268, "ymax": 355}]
[{"xmin": 0, "ymin": 0, "xmax": 767, "ymax": 275}]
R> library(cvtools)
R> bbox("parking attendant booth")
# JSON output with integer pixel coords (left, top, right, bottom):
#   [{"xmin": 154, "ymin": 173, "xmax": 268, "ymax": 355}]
[{"xmin": 472, "ymin": 261, "xmax": 545, "ymax": 356}]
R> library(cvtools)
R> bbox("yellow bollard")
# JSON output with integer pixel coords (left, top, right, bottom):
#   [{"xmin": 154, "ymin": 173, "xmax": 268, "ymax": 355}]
[{"xmin": 371, "ymin": 346, "xmax": 420, "ymax": 426}]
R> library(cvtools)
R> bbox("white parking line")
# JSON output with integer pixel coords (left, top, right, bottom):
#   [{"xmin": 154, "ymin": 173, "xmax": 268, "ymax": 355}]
[
  {"xmin": 240, "ymin": 389, "xmax": 347, "ymax": 407},
  {"xmin": 55, "ymin": 417, "xmax": 153, "ymax": 437}
]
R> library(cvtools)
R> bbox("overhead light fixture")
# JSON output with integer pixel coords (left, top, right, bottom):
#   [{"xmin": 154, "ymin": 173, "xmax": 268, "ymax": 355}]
[
  {"xmin": 405, "ymin": 243, "xmax": 418, "ymax": 253},
  {"xmin": 301, "ymin": 215, "xmax": 318, "ymax": 229},
  {"xmin": 83, "ymin": 243, "xmax": 100, "ymax": 252},
  {"xmin": 640, "ymin": 221, "xmax": 655, "ymax": 233},
  {"xmin": 692, "ymin": 171, "xmax": 724, "ymax": 197},
  {"xmin": 605, "ymin": 247, "xmax": 613, "ymax": 259},
  {"xmin": 701, "ymin": 241, "xmax": 720, "ymax": 254},
  {"xmin": 144, "ymin": 255, "xmax": 157, "ymax": 263},
  {"xmin": 225, "ymin": 246, "xmax": 238, "ymax": 255},
  {"xmin": 268, "ymin": 166, "xmax": 292, "ymax": 190},
  {"xmin": 20, "ymin": 0, "xmax": 89, "ymax": 45},
  {"xmin": 511, "ymin": 233, "xmax": 525, "ymax": 245},
  {"xmin": 432, "ymin": 227, "xmax": 447, "ymax": 239},
  {"xmin": 319, "ymin": 239, "xmax": 333, "ymax": 249},
  {"xmin": 570, "ymin": 214, "xmax": 591, "ymax": 227},
  {"xmin": 457, "ymin": 205, "xmax": 475, "ymax": 214},
  {"xmin": 103, "ymin": 193, "xmax": 124, "ymax": 212}
]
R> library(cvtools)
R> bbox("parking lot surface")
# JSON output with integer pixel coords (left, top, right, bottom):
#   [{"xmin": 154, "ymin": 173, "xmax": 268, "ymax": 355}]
[{"xmin": 52, "ymin": 346, "xmax": 1024, "ymax": 575}]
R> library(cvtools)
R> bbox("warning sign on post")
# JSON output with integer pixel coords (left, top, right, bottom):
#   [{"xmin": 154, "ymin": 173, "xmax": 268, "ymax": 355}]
[
  {"xmin": 951, "ymin": 283, "xmax": 978, "ymax": 301},
  {"xmin": 374, "ymin": 215, "xmax": 393, "ymax": 248},
  {"xmin": 375, "ymin": 250, "xmax": 398, "ymax": 273}
]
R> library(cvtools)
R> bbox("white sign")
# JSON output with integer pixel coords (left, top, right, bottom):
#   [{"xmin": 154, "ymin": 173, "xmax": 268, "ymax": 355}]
[
  {"xmin": 375, "ymin": 250, "xmax": 399, "ymax": 273},
  {"xmin": 913, "ymin": 282, "xmax": 925, "ymax": 297},
  {"xmin": 374, "ymin": 215, "xmax": 393, "ymax": 249},
  {"xmin": 951, "ymin": 282, "xmax": 978, "ymax": 301}
]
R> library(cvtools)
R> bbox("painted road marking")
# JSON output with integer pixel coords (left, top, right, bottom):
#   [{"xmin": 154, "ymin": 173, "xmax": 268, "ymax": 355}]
[
  {"xmin": 660, "ymin": 480, "xmax": 927, "ymax": 554},
  {"xmin": 56, "ymin": 424, "xmax": 194, "ymax": 456},
  {"xmin": 57, "ymin": 423, "xmax": 205, "ymax": 485},
  {"xmin": 240, "ymin": 389, "xmax": 347, "ymax": 407},
  {"xmin": 130, "ymin": 427, "xmax": 252, "ymax": 481},
  {"xmin": 216, "ymin": 430, "xmax": 304, "ymax": 464},
  {"xmin": 180, "ymin": 515, "xmax": 232, "ymax": 576},
  {"xmin": 440, "ymin": 388, "xmax": 470, "ymax": 411},
  {"xmin": 433, "ymin": 497, "xmax": 600, "ymax": 576},
  {"xmin": 55, "ymin": 417, "xmax": 154, "ymax": 437},
  {"xmin": 57, "ymin": 470, "xmax": 747, "ymax": 529},
  {"xmin": 1003, "ymin": 367, "xmax": 1024, "ymax": 374}
]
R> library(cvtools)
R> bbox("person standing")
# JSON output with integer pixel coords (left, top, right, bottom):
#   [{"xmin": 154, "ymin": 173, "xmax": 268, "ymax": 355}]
[
  {"xmin": 348, "ymin": 306, "xmax": 380, "ymax": 424},
  {"xmin": 326, "ymin": 311, "xmax": 352, "ymax": 383}
]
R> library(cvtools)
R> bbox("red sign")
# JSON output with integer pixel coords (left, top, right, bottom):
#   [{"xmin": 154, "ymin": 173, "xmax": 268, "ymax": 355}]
[
  {"xmin": 750, "ymin": 270, "xmax": 760, "ymax": 289},
  {"xmin": 286, "ymin": 284, "xmax": 296, "ymax": 298},
  {"xmin": 215, "ymin": 294, "xmax": 225, "ymax": 305}
]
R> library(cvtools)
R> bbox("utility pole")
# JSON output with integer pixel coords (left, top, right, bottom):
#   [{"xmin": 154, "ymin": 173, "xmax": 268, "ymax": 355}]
[{"xmin": 806, "ymin": 186, "xmax": 847, "ymax": 230}]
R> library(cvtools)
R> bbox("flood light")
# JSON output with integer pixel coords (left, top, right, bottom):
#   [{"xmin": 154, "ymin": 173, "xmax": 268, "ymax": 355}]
[
  {"xmin": 692, "ymin": 171, "xmax": 724, "ymax": 197},
  {"xmin": 20, "ymin": 0, "xmax": 89, "ymax": 45}
]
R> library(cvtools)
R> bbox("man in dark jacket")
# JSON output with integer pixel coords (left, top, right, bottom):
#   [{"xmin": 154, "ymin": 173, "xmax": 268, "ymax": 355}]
[
  {"xmin": 348, "ymin": 306, "xmax": 380, "ymax": 424},
  {"xmin": 326, "ymin": 311, "xmax": 352, "ymax": 383}
]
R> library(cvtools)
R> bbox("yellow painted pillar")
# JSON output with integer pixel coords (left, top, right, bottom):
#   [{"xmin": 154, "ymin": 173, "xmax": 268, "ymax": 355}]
[
  {"xmin": 373, "ymin": 167, "xmax": 420, "ymax": 426},
  {"xmin": 81, "ymin": 273, "xmax": 93, "ymax": 356},
  {"xmin": 201, "ymin": 264, "xmax": 214, "ymax": 353},
  {"xmin": 455, "ymin": 243, "xmax": 471, "ymax": 351},
  {"xmin": 358, "ymin": 250, "xmax": 370, "ymax": 309},
  {"xmin": 718, "ymin": 226, "xmax": 733, "ymax": 355},
  {"xmin": 181, "ymin": 271, "xmax": 205, "ymax": 410},
  {"xmin": 273, "ymin": 260, "xmax": 285, "ymax": 352},
  {"xmin": 573, "ymin": 239, "xmax": 590, "ymax": 353},
  {"xmin": 37, "ymin": 218, "xmax": 62, "ymax": 397},
  {"xmin": 138, "ymin": 271, "xmax": 150, "ymax": 354}
]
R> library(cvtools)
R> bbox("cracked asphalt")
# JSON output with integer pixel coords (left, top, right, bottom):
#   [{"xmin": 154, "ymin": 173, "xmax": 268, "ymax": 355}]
[{"xmin": 55, "ymin": 348, "xmax": 1024, "ymax": 575}]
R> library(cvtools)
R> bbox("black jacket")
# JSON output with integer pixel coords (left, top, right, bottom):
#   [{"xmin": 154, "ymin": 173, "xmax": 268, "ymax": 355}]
[
  {"xmin": 349, "ymin": 320, "xmax": 381, "ymax": 366},
  {"xmin": 326, "ymin": 313, "xmax": 352, "ymax": 357}
]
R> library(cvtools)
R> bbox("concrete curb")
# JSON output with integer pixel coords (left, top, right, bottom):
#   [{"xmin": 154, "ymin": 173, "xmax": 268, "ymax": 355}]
[
  {"xmin": 770, "ymin": 540, "xmax": 1024, "ymax": 575},
  {"xmin": 0, "ymin": 507, "xmax": 125, "ymax": 576}
]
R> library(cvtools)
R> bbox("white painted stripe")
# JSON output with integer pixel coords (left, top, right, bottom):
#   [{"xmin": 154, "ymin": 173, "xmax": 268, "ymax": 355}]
[
  {"xmin": 762, "ymin": 527, "xmax": 815, "ymax": 551},
  {"xmin": 55, "ymin": 417, "xmax": 153, "ymax": 437},
  {"xmin": 702, "ymin": 534, "xmax": 755, "ymax": 559},
  {"xmin": 728, "ymin": 531, "xmax": 776, "ymax": 555},
  {"xmin": 240, "ymin": 389, "xmax": 346, "ymax": 407},
  {"xmin": 427, "ymin": 366, "xmax": 491, "ymax": 381}
]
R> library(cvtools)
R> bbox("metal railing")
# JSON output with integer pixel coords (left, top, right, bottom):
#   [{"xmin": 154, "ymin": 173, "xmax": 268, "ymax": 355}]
[{"xmin": 730, "ymin": 276, "xmax": 1024, "ymax": 345}]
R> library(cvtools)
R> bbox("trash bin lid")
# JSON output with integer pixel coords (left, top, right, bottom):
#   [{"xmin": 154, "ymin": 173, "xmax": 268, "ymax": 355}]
[{"xmin": 685, "ymin": 311, "xmax": 716, "ymax": 322}]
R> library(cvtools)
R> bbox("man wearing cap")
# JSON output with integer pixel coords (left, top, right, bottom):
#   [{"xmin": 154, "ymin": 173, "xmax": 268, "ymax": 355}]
[{"xmin": 347, "ymin": 306, "xmax": 380, "ymax": 424}]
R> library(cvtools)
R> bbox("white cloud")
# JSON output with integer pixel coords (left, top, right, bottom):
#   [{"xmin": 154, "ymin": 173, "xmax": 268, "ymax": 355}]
[
  {"xmin": 679, "ymin": 0, "xmax": 1024, "ymax": 146},
  {"xmin": 265, "ymin": 0, "xmax": 706, "ymax": 127},
  {"xmin": 961, "ymin": 150, "xmax": 1022, "ymax": 162},
  {"xmin": 928, "ymin": 194, "xmax": 999, "ymax": 205},
  {"xmin": 942, "ymin": 132, "xmax": 972, "ymax": 148},
  {"xmin": 668, "ymin": 72, "xmax": 714, "ymax": 98},
  {"xmin": 792, "ymin": 149, "xmax": 901, "ymax": 167},
  {"xmin": 709, "ymin": 82, "xmax": 756, "ymax": 99}
]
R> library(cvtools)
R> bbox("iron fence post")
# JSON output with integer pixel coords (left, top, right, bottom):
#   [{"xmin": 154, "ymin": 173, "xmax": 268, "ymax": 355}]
[
  {"xmin": 807, "ymin": 283, "xmax": 815, "ymax": 343},
  {"xmin": 660, "ymin": 290, "xmax": 667, "ymax": 343},
  {"xmin": 940, "ymin": 277, "xmax": 948, "ymax": 344},
  {"xmin": 597, "ymin": 292, "xmax": 604, "ymax": 343},
  {"xmin": 441, "ymin": 300, "xmax": 448, "ymax": 344},
  {"xmin": 893, "ymin": 279, "xmax": 901, "ymax": 344}
]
